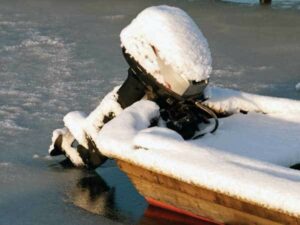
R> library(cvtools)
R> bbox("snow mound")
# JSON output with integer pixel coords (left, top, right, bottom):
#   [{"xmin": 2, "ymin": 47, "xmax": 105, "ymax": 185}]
[
  {"xmin": 98, "ymin": 100, "xmax": 160, "ymax": 151},
  {"xmin": 120, "ymin": 5, "xmax": 212, "ymax": 83}
]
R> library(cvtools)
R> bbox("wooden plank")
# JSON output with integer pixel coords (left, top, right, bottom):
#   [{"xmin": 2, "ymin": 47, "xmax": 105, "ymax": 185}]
[{"xmin": 117, "ymin": 160, "xmax": 300, "ymax": 225}]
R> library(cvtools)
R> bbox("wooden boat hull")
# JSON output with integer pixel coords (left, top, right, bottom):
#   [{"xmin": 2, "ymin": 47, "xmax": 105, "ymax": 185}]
[{"xmin": 116, "ymin": 159, "xmax": 300, "ymax": 225}]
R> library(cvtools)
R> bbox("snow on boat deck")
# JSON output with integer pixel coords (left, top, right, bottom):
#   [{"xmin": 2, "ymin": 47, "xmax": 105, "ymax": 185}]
[{"xmin": 96, "ymin": 88, "xmax": 300, "ymax": 217}]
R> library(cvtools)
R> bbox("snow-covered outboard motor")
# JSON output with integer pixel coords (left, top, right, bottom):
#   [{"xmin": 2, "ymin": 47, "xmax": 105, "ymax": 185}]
[
  {"xmin": 117, "ymin": 5, "xmax": 219, "ymax": 139},
  {"xmin": 117, "ymin": 47, "xmax": 218, "ymax": 139}
]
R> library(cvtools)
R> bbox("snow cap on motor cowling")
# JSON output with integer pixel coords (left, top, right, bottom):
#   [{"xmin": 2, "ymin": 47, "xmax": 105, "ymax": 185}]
[{"xmin": 120, "ymin": 5, "xmax": 212, "ymax": 97}]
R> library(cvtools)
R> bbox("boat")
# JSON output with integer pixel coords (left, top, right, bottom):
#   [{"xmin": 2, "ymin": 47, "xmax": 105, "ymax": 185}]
[
  {"xmin": 48, "ymin": 6, "xmax": 300, "ymax": 225},
  {"xmin": 116, "ymin": 159, "xmax": 299, "ymax": 225},
  {"xmin": 50, "ymin": 86, "xmax": 300, "ymax": 225},
  {"xmin": 50, "ymin": 85, "xmax": 300, "ymax": 225}
]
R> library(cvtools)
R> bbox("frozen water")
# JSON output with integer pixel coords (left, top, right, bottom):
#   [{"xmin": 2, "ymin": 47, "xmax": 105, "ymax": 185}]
[{"xmin": 0, "ymin": 0, "xmax": 300, "ymax": 224}]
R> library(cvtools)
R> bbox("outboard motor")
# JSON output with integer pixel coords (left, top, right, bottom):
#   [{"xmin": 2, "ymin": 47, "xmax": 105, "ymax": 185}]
[
  {"xmin": 117, "ymin": 5, "xmax": 218, "ymax": 139},
  {"xmin": 117, "ymin": 48, "xmax": 218, "ymax": 139}
]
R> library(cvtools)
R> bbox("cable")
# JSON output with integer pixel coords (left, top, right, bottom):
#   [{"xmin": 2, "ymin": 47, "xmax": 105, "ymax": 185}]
[{"xmin": 193, "ymin": 101, "xmax": 219, "ymax": 139}]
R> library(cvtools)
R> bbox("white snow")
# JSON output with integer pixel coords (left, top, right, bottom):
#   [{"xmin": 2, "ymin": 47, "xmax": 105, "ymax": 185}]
[
  {"xmin": 97, "ymin": 100, "xmax": 160, "ymax": 151},
  {"xmin": 296, "ymin": 82, "xmax": 300, "ymax": 91},
  {"xmin": 49, "ymin": 87, "xmax": 123, "ymax": 160},
  {"xmin": 204, "ymin": 86, "xmax": 300, "ymax": 115},
  {"xmin": 84, "ymin": 86, "xmax": 123, "ymax": 136},
  {"xmin": 44, "ymin": 155, "xmax": 53, "ymax": 160},
  {"xmin": 33, "ymin": 154, "xmax": 40, "ymax": 159},
  {"xmin": 0, "ymin": 162, "xmax": 11, "ymax": 167},
  {"xmin": 120, "ymin": 5, "xmax": 212, "ymax": 83},
  {"xmin": 0, "ymin": 119, "xmax": 29, "ymax": 131},
  {"xmin": 64, "ymin": 111, "xmax": 89, "ymax": 148},
  {"xmin": 49, "ymin": 128, "xmax": 84, "ymax": 167},
  {"xmin": 95, "ymin": 89, "xmax": 300, "ymax": 216}
]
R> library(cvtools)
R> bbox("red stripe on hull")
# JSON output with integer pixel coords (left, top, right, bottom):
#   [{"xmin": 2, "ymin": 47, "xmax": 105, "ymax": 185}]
[{"xmin": 146, "ymin": 197, "xmax": 222, "ymax": 225}]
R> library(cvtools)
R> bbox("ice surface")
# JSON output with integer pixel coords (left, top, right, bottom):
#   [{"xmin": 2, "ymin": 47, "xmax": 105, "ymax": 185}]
[
  {"xmin": 121, "ymin": 5, "xmax": 212, "ymax": 83},
  {"xmin": 2, "ymin": 1, "xmax": 300, "ymax": 224},
  {"xmin": 96, "ymin": 89, "xmax": 300, "ymax": 216}
]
